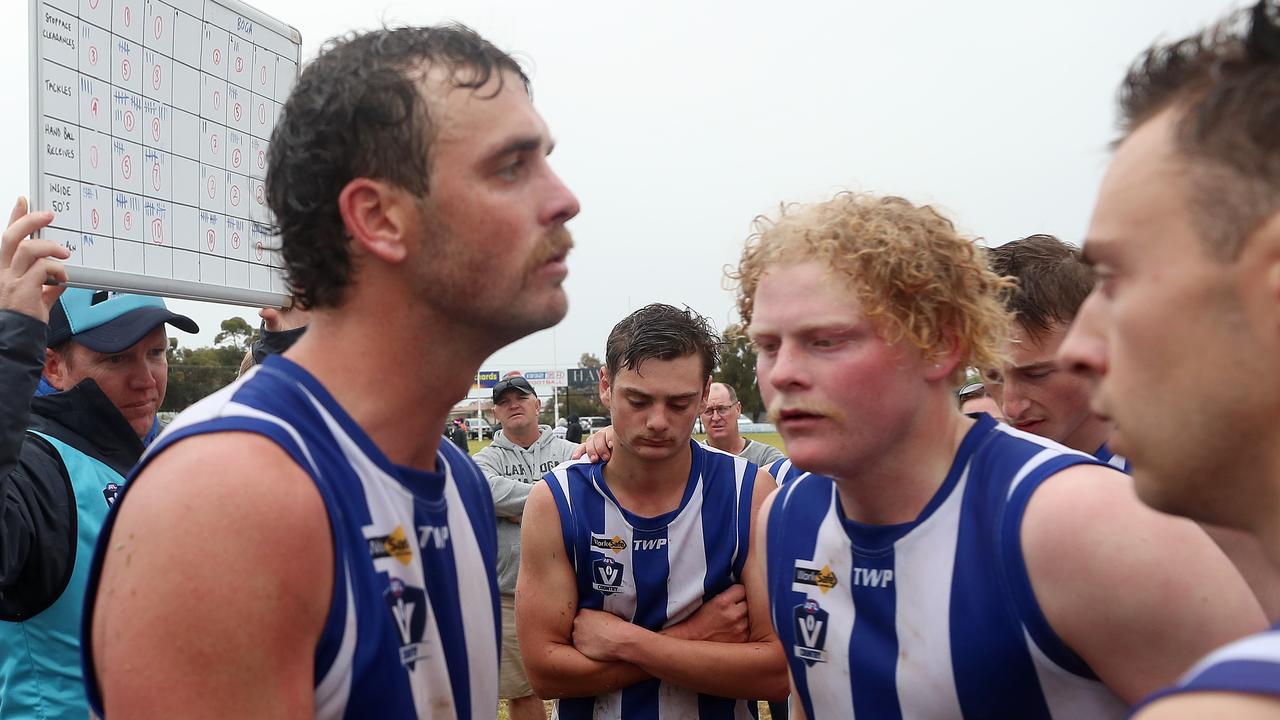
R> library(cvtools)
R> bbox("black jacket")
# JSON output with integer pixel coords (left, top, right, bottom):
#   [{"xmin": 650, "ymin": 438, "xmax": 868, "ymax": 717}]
[
  {"xmin": 0, "ymin": 311, "xmax": 144, "ymax": 619},
  {"xmin": 564, "ymin": 418, "xmax": 583, "ymax": 444},
  {"xmin": 450, "ymin": 425, "xmax": 470, "ymax": 453}
]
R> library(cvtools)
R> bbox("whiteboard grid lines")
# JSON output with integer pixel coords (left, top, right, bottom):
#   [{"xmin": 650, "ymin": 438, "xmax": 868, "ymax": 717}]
[{"xmin": 33, "ymin": 0, "xmax": 299, "ymax": 300}]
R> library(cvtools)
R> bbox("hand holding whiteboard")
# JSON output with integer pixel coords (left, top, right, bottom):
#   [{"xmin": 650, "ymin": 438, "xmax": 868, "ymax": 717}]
[
  {"xmin": 0, "ymin": 197, "xmax": 69, "ymax": 323},
  {"xmin": 30, "ymin": 0, "xmax": 300, "ymax": 306}
]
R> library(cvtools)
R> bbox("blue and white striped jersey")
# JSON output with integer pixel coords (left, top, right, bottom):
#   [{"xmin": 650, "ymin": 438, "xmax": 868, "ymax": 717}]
[
  {"xmin": 1094, "ymin": 443, "xmax": 1132, "ymax": 474},
  {"xmin": 767, "ymin": 457, "xmax": 809, "ymax": 487},
  {"xmin": 765, "ymin": 413, "xmax": 1129, "ymax": 719},
  {"xmin": 81, "ymin": 355, "xmax": 500, "ymax": 719},
  {"xmin": 1129, "ymin": 624, "xmax": 1280, "ymax": 715},
  {"xmin": 543, "ymin": 441, "xmax": 757, "ymax": 719}
]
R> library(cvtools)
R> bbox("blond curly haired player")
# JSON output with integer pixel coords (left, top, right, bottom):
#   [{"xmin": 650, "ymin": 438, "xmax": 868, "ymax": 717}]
[{"xmin": 736, "ymin": 192, "xmax": 1264, "ymax": 719}]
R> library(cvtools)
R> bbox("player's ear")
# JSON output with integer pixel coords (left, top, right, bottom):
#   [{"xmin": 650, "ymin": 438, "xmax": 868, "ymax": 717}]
[
  {"xmin": 1244, "ymin": 210, "xmax": 1280, "ymax": 345},
  {"xmin": 1250, "ymin": 211, "xmax": 1280, "ymax": 329},
  {"xmin": 599, "ymin": 370, "xmax": 612, "ymax": 408},
  {"xmin": 925, "ymin": 329, "xmax": 964, "ymax": 384},
  {"xmin": 337, "ymin": 178, "xmax": 412, "ymax": 264}
]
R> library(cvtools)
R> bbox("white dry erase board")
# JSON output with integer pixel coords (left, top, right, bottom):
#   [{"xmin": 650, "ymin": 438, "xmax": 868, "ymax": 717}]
[{"xmin": 30, "ymin": 0, "xmax": 300, "ymax": 306}]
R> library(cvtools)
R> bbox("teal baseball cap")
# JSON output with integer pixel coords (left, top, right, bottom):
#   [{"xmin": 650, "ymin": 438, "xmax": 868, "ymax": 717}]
[{"xmin": 47, "ymin": 288, "xmax": 198, "ymax": 353}]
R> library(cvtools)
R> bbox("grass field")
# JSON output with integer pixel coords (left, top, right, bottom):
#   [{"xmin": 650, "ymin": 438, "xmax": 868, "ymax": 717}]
[{"xmin": 467, "ymin": 432, "xmax": 786, "ymax": 457}]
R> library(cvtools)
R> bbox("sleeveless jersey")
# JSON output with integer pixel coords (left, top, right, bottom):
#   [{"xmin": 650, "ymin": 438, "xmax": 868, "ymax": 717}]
[
  {"xmin": 1094, "ymin": 443, "xmax": 1131, "ymax": 474},
  {"xmin": 1128, "ymin": 624, "xmax": 1280, "ymax": 715},
  {"xmin": 767, "ymin": 457, "xmax": 809, "ymax": 487},
  {"xmin": 80, "ymin": 355, "xmax": 500, "ymax": 719},
  {"xmin": 543, "ymin": 441, "xmax": 757, "ymax": 719},
  {"xmin": 766, "ymin": 413, "xmax": 1129, "ymax": 719},
  {"xmin": 0, "ymin": 432, "xmax": 121, "ymax": 720}
]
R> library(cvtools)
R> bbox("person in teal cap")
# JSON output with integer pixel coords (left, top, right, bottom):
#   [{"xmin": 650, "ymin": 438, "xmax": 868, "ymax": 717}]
[{"xmin": 0, "ymin": 198, "xmax": 197, "ymax": 719}]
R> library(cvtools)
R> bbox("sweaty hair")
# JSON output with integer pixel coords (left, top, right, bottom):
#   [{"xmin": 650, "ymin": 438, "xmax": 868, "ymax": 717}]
[
  {"xmin": 987, "ymin": 234, "xmax": 1093, "ymax": 337},
  {"xmin": 266, "ymin": 25, "xmax": 529, "ymax": 308},
  {"xmin": 1117, "ymin": 0, "xmax": 1280, "ymax": 259},
  {"xmin": 605, "ymin": 304, "xmax": 722, "ymax": 382},
  {"xmin": 729, "ymin": 192, "xmax": 1014, "ymax": 387}
]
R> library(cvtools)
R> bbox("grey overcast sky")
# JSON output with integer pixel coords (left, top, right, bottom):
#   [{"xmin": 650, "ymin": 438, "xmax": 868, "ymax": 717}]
[{"xmin": 8, "ymin": 0, "xmax": 1234, "ymax": 389}]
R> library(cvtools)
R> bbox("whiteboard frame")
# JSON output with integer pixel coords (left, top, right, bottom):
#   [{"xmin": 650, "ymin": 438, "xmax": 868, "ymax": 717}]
[{"xmin": 29, "ymin": 0, "xmax": 301, "ymax": 308}]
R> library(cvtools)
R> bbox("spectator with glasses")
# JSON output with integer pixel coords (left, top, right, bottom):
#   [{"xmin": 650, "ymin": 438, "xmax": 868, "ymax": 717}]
[{"xmin": 702, "ymin": 382, "xmax": 783, "ymax": 468}]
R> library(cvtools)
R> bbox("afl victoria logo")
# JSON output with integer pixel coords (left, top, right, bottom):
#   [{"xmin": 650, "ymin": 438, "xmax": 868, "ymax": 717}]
[
  {"xmin": 383, "ymin": 577, "xmax": 430, "ymax": 670},
  {"xmin": 793, "ymin": 599, "xmax": 829, "ymax": 666},
  {"xmin": 591, "ymin": 556, "xmax": 625, "ymax": 595}
]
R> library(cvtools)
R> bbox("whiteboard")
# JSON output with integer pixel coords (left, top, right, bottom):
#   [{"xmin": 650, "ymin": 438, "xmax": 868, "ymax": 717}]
[{"xmin": 30, "ymin": 0, "xmax": 300, "ymax": 306}]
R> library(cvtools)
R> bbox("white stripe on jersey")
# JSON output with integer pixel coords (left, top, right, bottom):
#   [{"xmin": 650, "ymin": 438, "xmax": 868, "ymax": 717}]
[
  {"xmin": 798, "ymin": 486, "xmax": 856, "ymax": 716},
  {"xmin": 1130, "ymin": 626, "xmax": 1280, "ymax": 713},
  {"xmin": 546, "ymin": 443, "xmax": 755, "ymax": 720},
  {"xmin": 993, "ymin": 423, "xmax": 1097, "ymax": 500},
  {"xmin": 1006, "ymin": 448, "xmax": 1062, "ymax": 498},
  {"xmin": 156, "ymin": 360, "xmax": 500, "ymax": 718},
  {"xmin": 1024, "ymin": 628, "xmax": 1132, "ymax": 717},
  {"xmin": 771, "ymin": 459, "xmax": 790, "ymax": 487},
  {"xmin": 149, "ymin": 375, "xmax": 324, "ymax": 479},
  {"xmin": 893, "ymin": 467, "xmax": 968, "ymax": 717},
  {"xmin": 770, "ymin": 415, "xmax": 1128, "ymax": 720},
  {"xmin": 1183, "ymin": 628, "xmax": 1280, "ymax": 679},
  {"xmin": 552, "ymin": 457, "xmax": 592, "ymax": 568},
  {"xmin": 232, "ymin": 405, "xmax": 319, "ymax": 470},
  {"xmin": 993, "ymin": 426, "xmax": 1135, "ymax": 717},
  {"xmin": 597, "ymin": 493, "xmax": 639, "ymax": 624},
  {"xmin": 702, "ymin": 443, "xmax": 753, "ymax": 575},
  {"xmin": 768, "ymin": 457, "xmax": 810, "ymax": 488},
  {"xmin": 311, "ymin": 393, "xmax": 461, "ymax": 714},
  {"xmin": 315, "ymin": 563, "xmax": 357, "ymax": 720},
  {"xmin": 664, "ymin": 479, "xmax": 709, "ymax": 628},
  {"xmin": 442, "ymin": 464, "xmax": 501, "ymax": 717},
  {"xmin": 993, "ymin": 422, "xmax": 1094, "ymax": 459},
  {"xmin": 729, "ymin": 453, "xmax": 750, "ymax": 569}
]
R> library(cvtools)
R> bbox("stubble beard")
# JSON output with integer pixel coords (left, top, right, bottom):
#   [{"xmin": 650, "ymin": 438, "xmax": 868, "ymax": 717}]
[
  {"xmin": 504, "ymin": 226, "xmax": 575, "ymax": 336},
  {"xmin": 413, "ymin": 219, "xmax": 574, "ymax": 346}
]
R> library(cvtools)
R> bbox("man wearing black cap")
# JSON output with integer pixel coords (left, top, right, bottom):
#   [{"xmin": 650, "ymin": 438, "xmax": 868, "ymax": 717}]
[
  {"xmin": 0, "ymin": 198, "xmax": 197, "ymax": 719},
  {"xmin": 473, "ymin": 374, "xmax": 577, "ymax": 720}
]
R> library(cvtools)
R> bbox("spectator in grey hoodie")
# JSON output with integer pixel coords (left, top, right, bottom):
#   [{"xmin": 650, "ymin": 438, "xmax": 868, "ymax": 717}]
[{"xmin": 473, "ymin": 375, "xmax": 577, "ymax": 720}]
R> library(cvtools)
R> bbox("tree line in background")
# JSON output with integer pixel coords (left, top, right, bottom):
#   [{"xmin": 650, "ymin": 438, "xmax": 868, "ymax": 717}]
[
  {"xmin": 163, "ymin": 319, "xmax": 767, "ymax": 420},
  {"xmin": 161, "ymin": 317, "xmax": 254, "ymax": 412}
]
